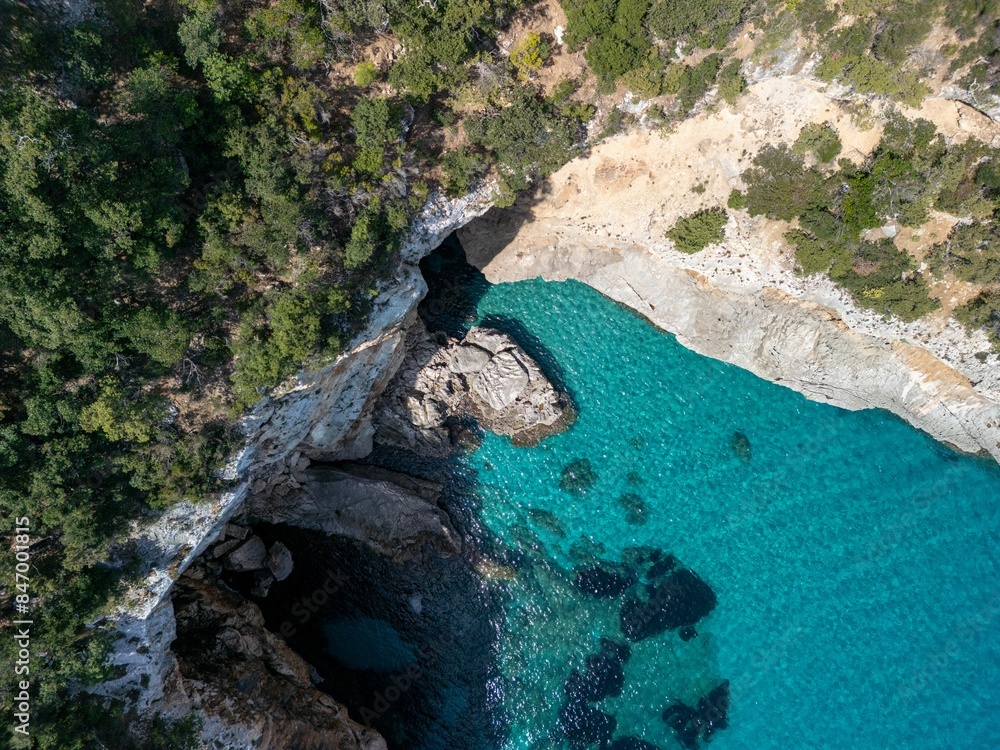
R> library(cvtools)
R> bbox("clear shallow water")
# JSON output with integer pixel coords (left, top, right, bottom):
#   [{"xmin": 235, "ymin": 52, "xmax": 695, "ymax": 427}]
[{"xmin": 453, "ymin": 271, "xmax": 1000, "ymax": 750}]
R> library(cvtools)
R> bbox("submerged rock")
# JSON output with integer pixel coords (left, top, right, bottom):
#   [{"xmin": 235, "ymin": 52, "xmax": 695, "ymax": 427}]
[
  {"xmin": 617, "ymin": 492, "xmax": 648, "ymax": 525},
  {"xmin": 645, "ymin": 553, "xmax": 677, "ymax": 580},
  {"xmin": 662, "ymin": 680, "xmax": 730, "ymax": 749},
  {"xmin": 559, "ymin": 701, "xmax": 618, "ymax": 748},
  {"xmin": 620, "ymin": 569, "xmax": 717, "ymax": 641},
  {"xmin": 610, "ymin": 738, "xmax": 661, "ymax": 750},
  {"xmin": 560, "ymin": 458, "xmax": 598, "ymax": 493},
  {"xmin": 564, "ymin": 639, "xmax": 631, "ymax": 703},
  {"xmin": 574, "ymin": 565, "xmax": 636, "ymax": 598},
  {"xmin": 528, "ymin": 507, "xmax": 567, "ymax": 538},
  {"xmin": 731, "ymin": 431, "xmax": 752, "ymax": 462}
]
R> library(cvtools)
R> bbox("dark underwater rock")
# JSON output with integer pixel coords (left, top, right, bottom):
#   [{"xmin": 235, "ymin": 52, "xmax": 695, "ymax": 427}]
[
  {"xmin": 574, "ymin": 565, "xmax": 636, "ymax": 598},
  {"xmin": 559, "ymin": 701, "xmax": 618, "ymax": 746},
  {"xmin": 645, "ymin": 553, "xmax": 678, "ymax": 580},
  {"xmin": 620, "ymin": 569, "xmax": 717, "ymax": 641},
  {"xmin": 610, "ymin": 738, "xmax": 661, "ymax": 750},
  {"xmin": 617, "ymin": 492, "xmax": 648, "ymax": 525},
  {"xmin": 508, "ymin": 523, "xmax": 544, "ymax": 554},
  {"xmin": 527, "ymin": 507, "xmax": 567, "ymax": 537},
  {"xmin": 731, "ymin": 431, "xmax": 751, "ymax": 462},
  {"xmin": 563, "ymin": 639, "xmax": 631, "ymax": 703},
  {"xmin": 662, "ymin": 680, "xmax": 730, "ymax": 749},
  {"xmin": 568, "ymin": 535, "xmax": 607, "ymax": 566},
  {"xmin": 626, "ymin": 471, "xmax": 644, "ymax": 486},
  {"xmin": 560, "ymin": 458, "xmax": 598, "ymax": 493},
  {"xmin": 678, "ymin": 625, "xmax": 698, "ymax": 642}
]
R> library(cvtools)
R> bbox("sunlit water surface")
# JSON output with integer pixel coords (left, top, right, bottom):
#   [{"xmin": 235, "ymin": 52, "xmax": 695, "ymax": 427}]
[{"xmin": 430, "ymin": 255, "xmax": 1000, "ymax": 750}]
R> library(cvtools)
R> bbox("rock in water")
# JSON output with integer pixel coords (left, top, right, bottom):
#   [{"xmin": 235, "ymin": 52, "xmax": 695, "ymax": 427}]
[
  {"xmin": 661, "ymin": 680, "xmax": 730, "ymax": 749},
  {"xmin": 699, "ymin": 680, "xmax": 730, "ymax": 741},
  {"xmin": 265, "ymin": 542, "xmax": 294, "ymax": 581},
  {"xmin": 620, "ymin": 569, "xmax": 717, "ymax": 641},
  {"xmin": 225, "ymin": 536, "xmax": 267, "ymax": 572},
  {"xmin": 574, "ymin": 565, "xmax": 635, "ymax": 598},
  {"xmin": 617, "ymin": 493, "xmax": 648, "ymax": 525},
  {"xmin": 563, "ymin": 639, "xmax": 631, "ymax": 703},
  {"xmin": 449, "ymin": 343, "xmax": 492, "ymax": 373},
  {"xmin": 375, "ymin": 323, "xmax": 574, "ymax": 453},
  {"xmin": 559, "ymin": 701, "xmax": 618, "ymax": 747},
  {"xmin": 645, "ymin": 553, "xmax": 677, "ymax": 580},
  {"xmin": 528, "ymin": 507, "xmax": 567, "ymax": 537},
  {"xmin": 472, "ymin": 350, "xmax": 530, "ymax": 410},
  {"xmin": 560, "ymin": 458, "xmax": 598, "ymax": 493},
  {"xmin": 731, "ymin": 431, "xmax": 752, "ymax": 462},
  {"xmin": 610, "ymin": 738, "xmax": 661, "ymax": 750}
]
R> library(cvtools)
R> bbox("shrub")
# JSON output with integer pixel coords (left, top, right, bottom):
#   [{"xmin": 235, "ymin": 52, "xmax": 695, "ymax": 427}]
[
  {"xmin": 667, "ymin": 208, "xmax": 728, "ymax": 253},
  {"xmin": 830, "ymin": 239, "xmax": 939, "ymax": 321},
  {"xmin": 510, "ymin": 31, "xmax": 551, "ymax": 80},
  {"xmin": 927, "ymin": 221, "xmax": 1000, "ymax": 285},
  {"xmin": 354, "ymin": 60, "xmax": 379, "ymax": 86},
  {"xmin": 647, "ymin": 0, "xmax": 749, "ymax": 48},
  {"xmin": 740, "ymin": 145, "xmax": 830, "ymax": 221},
  {"xmin": 441, "ymin": 147, "xmax": 485, "ymax": 197},
  {"xmin": 793, "ymin": 123, "xmax": 842, "ymax": 163},
  {"xmin": 716, "ymin": 59, "xmax": 746, "ymax": 106},
  {"xmin": 955, "ymin": 291, "xmax": 1000, "ymax": 350},
  {"xmin": 662, "ymin": 54, "xmax": 723, "ymax": 113}
]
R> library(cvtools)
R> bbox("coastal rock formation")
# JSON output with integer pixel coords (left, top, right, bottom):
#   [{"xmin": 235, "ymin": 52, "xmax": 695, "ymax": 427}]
[
  {"xmin": 248, "ymin": 464, "xmax": 459, "ymax": 562},
  {"xmin": 169, "ymin": 572, "xmax": 387, "ymax": 750},
  {"xmin": 458, "ymin": 77, "xmax": 1000, "ymax": 463},
  {"xmin": 375, "ymin": 322, "xmax": 574, "ymax": 455},
  {"xmin": 101, "ymin": 186, "xmax": 497, "ymax": 744}
]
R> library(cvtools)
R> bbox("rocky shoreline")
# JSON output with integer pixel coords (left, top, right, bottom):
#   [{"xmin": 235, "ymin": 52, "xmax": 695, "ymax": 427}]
[{"xmin": 102, "ymin": 78, "xmax": 1000, "ymax": 747}]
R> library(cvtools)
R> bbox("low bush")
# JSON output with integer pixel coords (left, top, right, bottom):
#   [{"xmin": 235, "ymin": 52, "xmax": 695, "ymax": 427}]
[
  {"xmin": 793, "ymin": 123, "xmax": 842, "ymax": 163},
  {"xmin": 667, "ymin": 208, "xmax": 728, "ymax": 253}
]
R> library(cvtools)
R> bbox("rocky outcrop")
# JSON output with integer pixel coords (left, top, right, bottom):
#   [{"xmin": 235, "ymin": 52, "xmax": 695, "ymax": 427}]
[
  {"xmin": 248, "ymin": 465, "xmax": 459, "ymax": 562},
  {"xmin": 169, "ymin": 572, "xmax": 387, "ymax": 750},
  {"xmin": 375, "ymin": 323, "xmax": 574, "ymax": 455},
  {"xmin": 458, "ymin": 77, "xmax": 1000, "ymax": 463},
  {"xmin": 100, "ymin": 187, "xmax": 497, "ymax": 745}
]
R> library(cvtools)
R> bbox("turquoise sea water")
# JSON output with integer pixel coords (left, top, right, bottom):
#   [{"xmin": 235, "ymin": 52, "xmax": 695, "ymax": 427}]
[{"xmin": 448, "ymin": 267, "xmax": 1000, "ymax": 749}]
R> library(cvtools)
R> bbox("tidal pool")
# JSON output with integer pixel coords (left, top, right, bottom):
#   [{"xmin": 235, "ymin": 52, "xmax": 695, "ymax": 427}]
[{"xmin": 420, "ymin": 244, "xmax": 1000, "ymax": 750}]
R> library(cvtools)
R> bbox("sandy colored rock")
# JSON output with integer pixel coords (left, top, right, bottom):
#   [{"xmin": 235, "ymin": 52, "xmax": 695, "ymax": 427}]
[
  {"xmin": 449, "ymin": 344, "xmax": 493, "ymax": 373},
  {"xmin": 473, "ymin": 350, "xmax": 530, "ymax": 410},
  {"xmin": 375, "ymin": 322, "xmax": 574, "ymax": 455},
  {"xmin": 458, "ymin": 78, "xmax": 1000, "ymax": 463}
]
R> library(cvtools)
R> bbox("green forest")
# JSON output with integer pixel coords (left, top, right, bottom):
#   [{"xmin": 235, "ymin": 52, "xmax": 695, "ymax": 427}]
[{"xmin": 0, "ymin": 0, "xmax": 998, "ymax": 745}]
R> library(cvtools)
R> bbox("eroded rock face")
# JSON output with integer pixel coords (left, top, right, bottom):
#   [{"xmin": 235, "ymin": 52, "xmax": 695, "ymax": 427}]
[
  {"xmin": 169, "ymin": 573, "xmax": 387, "ymax": 750},
  {"xmin": 248, "ymin": 464, "xmax": 459, "ymax": 562},
  {"xmin": 375, "ymin": 322, "xmax": 574, "ymax": 456}
]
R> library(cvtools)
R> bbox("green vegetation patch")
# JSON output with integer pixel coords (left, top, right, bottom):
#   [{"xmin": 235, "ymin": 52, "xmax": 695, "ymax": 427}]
[{"xmin": 667, "ymin": 208, "xmax": 729, "ymax": 253}]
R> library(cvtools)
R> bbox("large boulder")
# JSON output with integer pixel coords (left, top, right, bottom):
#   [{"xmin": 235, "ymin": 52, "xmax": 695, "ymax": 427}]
[
  {"xmin": 472, "ymin": 350, "xmax": 530, "ymax": 410},
  {"xmin": 247, "ymin": 465, "xmax": 458, "ymax": 562},
  {"xmin": 375, "ymin": 322, "xmax": 574, "ymax": 454},
  {"xmin": 224, "ymin": 536, "xmax": 267, "ymax": 572}
]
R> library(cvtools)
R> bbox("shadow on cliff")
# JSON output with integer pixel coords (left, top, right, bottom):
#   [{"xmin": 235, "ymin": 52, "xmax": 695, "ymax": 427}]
[
  {"xmin": 451, "ymin": 178, "xmax": 564, "ymax": 273},
  {"xmin": 418, "ymin": 234, "xmax": 577, "ymax": 409}
]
